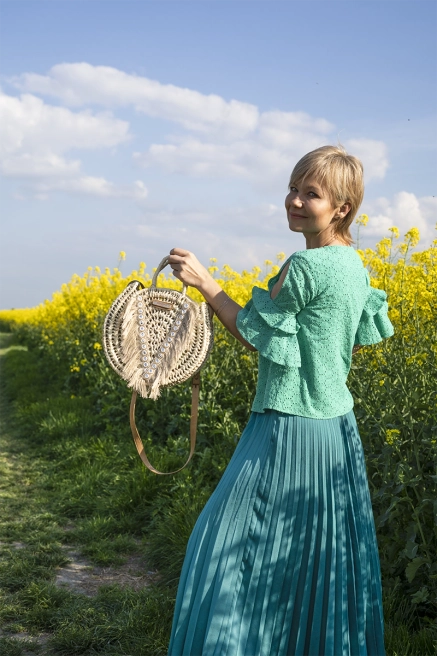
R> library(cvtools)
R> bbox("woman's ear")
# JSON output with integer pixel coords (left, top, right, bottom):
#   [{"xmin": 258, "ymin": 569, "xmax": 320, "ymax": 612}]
[{"xmin": 337, "ymin": 201, "xmax": 351, "ymax": 218}]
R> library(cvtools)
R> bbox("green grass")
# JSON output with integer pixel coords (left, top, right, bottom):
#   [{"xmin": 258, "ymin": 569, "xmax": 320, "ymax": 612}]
[
  {"xmin": 0, "ymin": 332, "xmax": 436, "ymax": 655},
  {"xmin": 0, "ymin": 333, "xmax": 175, "ymax": 655},
  {"xmin": 0, "ymin": 636, "xmax": 45, "ymax": 656}
]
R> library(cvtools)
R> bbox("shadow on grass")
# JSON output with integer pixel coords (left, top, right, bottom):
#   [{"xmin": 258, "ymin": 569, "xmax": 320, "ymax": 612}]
[
  {"xmin": 0, "ymin": 332, "xmax": 436, "ymax": 655},
  {"xmin": 0, "ymin": 332, "xmax": 175, "ymax": 655}
]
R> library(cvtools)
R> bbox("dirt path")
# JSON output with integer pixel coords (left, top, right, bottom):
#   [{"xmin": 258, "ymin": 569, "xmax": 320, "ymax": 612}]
[
  {"xmin": 0, "ymin": 336, "xmax": 47, "ymax": 654},
  {"xmin": 0, "ymin": 334, "xmax": 159, "ymax": 655}
]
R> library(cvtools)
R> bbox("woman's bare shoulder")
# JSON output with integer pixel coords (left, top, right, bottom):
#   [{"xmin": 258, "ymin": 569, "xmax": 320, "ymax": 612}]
[{"xmin": 270, "ymin": 261, "xmax": 291, "ymax": 300}]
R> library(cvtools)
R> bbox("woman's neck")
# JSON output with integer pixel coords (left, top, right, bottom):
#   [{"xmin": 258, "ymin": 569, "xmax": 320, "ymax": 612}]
[{"xmin": 305, "ymin": 235, "xmax": 349, "ymax": 249}]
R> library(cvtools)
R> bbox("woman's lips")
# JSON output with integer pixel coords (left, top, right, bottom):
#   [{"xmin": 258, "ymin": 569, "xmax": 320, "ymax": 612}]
[{"xmin": 289, "ymin": 213, "xmax": 307, "ymax": 219}]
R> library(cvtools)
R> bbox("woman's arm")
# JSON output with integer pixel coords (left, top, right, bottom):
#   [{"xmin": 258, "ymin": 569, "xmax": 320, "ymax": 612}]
[{"xmin": 168, "ymin": 248, "xmax": 256, "ymax": 352}]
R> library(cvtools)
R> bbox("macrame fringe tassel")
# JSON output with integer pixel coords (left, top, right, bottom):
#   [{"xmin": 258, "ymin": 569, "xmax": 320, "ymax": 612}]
[{"xmin": 120, "ymin": 296, "xmax": 196, "ymax": 400}]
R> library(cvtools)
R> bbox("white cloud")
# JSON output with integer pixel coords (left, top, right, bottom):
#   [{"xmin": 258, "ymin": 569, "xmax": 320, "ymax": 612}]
[
  {"xmin": 327, "ymin": 139, "xmax": 390, "ymax": 185},
  {"xmin": 132, "ymin": 105, "xmax": 339, "ymax": 188},
  {"xmin": 344, "ymin": 138, "xmax": 389, "ymax": 181},
  {"xmin": 361, "ymin": 192, "xmax": 437, "ymax": 246},
  {"xmin": 12, "ymin": 62, "xmax": 260, "ymax": 138},
  {"xmin": 4, "ymin": 61, "xmax": 394, "ymax": 211},
  {"xmin": 128, "ymin": 194, "xmax": 436, "ymax": 277},
  {"xmin": 0, "ymin": 90, "xmax": 147, "ymax": 199},
  {"xmin": 0, "ymin": 91, "xmax": 130, "ymax": 157},
  {"xmin": 258, "ymin": 110, "xmax": 333, "ymax": 148},
  {"xmin": 33, "ymin": 177, "xmax": 148, "ymax": 199},
  {"xmin": 135, "ymin": 139, "xmax": 285, "ymax": 181},
  {"xmin": 128, "ymin": 202, "xmax": 298, "ymax": 275},
  {"xmin": 135, "ymin": 133, "xmax": 387, "ymax": 189},
  {"xmin": 11, "ymin": 63, "xmax": 389, "ymax": 188},
  {"xmin": 1, "ymin": 153, "xmax": 81, "ymax": 178}
]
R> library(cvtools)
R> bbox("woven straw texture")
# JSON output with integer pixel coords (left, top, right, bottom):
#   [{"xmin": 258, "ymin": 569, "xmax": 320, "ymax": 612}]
[{"xmin": 103, "ymin": 280, "xmax": 214, "ymax": 399}]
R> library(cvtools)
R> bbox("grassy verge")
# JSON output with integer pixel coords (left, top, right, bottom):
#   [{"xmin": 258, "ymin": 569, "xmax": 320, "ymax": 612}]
[
  {"xmin": 0, "ymin": 333, "xmax": 175, "ymax": 655},
  {"xmin": 0, "ymin": 331, "xmax": 435, "ymax": 655}
]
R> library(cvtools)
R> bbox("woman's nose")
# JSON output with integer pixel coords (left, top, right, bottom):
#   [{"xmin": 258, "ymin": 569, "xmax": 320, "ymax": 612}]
[
  {"xmin": 286, "ymin": 194, "xmax": 302, "ymax": 208},
  {"xmin": 286, "ymin": 192, "xmax": 301, "ymax": 208}
]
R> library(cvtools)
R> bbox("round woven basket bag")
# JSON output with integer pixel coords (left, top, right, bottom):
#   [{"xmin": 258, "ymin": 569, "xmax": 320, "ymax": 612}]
[{"xmin": 102, "ymin": 256, "xmax": 214, "ymax": 474}]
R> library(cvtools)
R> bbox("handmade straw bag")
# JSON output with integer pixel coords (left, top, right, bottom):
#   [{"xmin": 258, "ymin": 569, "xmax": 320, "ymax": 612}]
[{"xmin": 102, "ymin": 256, "xmax": 214, "ymax": 475}]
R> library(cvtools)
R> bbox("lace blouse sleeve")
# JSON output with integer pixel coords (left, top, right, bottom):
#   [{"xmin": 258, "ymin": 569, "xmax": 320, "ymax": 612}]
[
  {"xmin": 236, "ymin": 255, "xmax": 317, "ymax": 367},
  {"xmin": 354, "ymin": 274, "xmax": 395, "ymax": 346}
]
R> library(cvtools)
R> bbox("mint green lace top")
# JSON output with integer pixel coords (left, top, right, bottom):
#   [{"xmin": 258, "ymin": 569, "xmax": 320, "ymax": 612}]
[{"xmin": 236, "ymin": 246, "xmax": 395, "ymax": 419}]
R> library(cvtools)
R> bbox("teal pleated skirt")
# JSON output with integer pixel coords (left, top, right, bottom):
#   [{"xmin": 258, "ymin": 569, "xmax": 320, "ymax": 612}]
[{"xmin": 167, "ymin": 409, "xmax": 386, "ymax": 656}]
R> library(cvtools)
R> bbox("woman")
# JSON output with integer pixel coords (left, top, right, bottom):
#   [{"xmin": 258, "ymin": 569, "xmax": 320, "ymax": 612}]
[{"xmin": 167, "ymin": 145, "xmax": 393, "ymax": 656}]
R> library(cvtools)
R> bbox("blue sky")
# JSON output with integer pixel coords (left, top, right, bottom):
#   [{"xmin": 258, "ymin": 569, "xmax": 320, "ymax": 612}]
[{"xmin": 1, "ymin": 0, "xmax": 436, "ymax": 308}]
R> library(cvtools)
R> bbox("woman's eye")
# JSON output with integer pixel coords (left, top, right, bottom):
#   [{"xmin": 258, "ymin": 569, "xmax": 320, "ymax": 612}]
[
  {"xmin": 289, "ymin": 186, "xmax": 298, "ymax": 193},
  {"xmin": 308, "ymin": 191, "xmax": 318, "ymax": 198}
]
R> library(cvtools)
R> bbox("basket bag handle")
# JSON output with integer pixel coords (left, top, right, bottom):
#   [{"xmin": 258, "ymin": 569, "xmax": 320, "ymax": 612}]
[
  {"xmin": 129, "ymin": 372, "xmax": 201, "ymax": 475},
  {"xmin": 128, "ymin": 257, "xmax": 214, "ymax": 475}
]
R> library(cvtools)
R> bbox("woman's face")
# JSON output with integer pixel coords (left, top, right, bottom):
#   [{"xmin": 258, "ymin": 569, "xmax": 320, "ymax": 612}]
[{"xmin": 285, "ymin": 177, "xmax": 347, "ymax": 237}]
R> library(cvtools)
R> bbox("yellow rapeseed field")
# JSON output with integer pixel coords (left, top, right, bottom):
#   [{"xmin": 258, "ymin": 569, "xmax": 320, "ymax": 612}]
[{"xmin": 1, "ymin": 220, "xmax": 436, "ymax": 374}]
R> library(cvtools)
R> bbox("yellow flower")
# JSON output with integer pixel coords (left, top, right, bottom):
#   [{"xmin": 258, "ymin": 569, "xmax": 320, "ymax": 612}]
[
  {"xmin": 385, "ymin": 429, "xmax": 401, "ymax": 445},
  {"xmin": 376, "ymin": 237, "xmax": 392, "ymax": 260},
  {"xmin": 119, "ymin": 251, "xmax": 126, "ymax": 261},
  {"xmin": 1, "ymin": 225, "xmax": 435, "ymax": 379},
  {"xmin": 276, "ymin": 252, "xmax": 286, "ymax": 262},
  {"xmin": 404, "ymin": 228, "xmax": 420, "ymax": 247},
  {"xmin": 356, "ymin": 214, "xmax": 369, "ymax": 226}
]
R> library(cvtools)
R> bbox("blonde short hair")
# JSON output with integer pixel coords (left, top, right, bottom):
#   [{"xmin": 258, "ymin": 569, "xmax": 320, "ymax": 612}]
[{"xmin": 289, "ymin": 145, "xmax": 364, "ymax": 246}]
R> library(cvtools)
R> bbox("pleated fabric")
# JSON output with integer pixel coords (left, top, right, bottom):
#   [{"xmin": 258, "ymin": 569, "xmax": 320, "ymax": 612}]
[{"xmin": 167, "ymin": 409, "xmax": 386, "ymax": 656}]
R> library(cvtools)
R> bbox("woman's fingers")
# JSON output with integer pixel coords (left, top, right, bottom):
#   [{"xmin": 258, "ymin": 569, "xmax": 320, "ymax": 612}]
[
  {"xmin": 168, "ymin": 249, "xmax": 189, "ymax": 267},
  {"xmin": 166, "ymin": 248, "xmax": 210, "ymax": 290},
  {"xmin": 168, "ymin": 249, "xmax": 195, "ymax": 271}
]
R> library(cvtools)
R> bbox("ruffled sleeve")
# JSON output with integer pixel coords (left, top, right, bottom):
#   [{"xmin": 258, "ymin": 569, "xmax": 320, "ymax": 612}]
[
  {"xmin": 354, "ymin": 278, "xmax": 395, "ymax": 346},
  {"xmin": 236, "ymin": 255, "xmax": 317, "ymax": 367}
]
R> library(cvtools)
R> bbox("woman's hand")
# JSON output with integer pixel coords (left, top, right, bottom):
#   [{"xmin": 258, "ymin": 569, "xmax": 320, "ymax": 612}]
[
  {"xmin": 167, "ymin": 248, "xmax": 256, "ymax": 352},
  {"xmin": 168, "ymin": 248, "xmax": 211, "ymax": 291}
]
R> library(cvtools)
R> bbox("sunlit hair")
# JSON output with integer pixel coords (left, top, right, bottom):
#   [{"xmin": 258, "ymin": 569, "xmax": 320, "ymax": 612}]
[{"xmin": 289, "ymin": 145, "xmax": 364, "ymax": 246}]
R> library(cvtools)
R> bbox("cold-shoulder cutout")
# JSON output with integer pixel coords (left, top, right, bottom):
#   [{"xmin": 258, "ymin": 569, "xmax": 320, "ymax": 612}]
[
  {"xmin": 234, "ymin": 246, "xmax": 395, "ymax": 418},
  {"xmin": 270, "ymin": 261, "xmax": 290, "ymax": 300},
  {"xmin": 236, "ymin": 255, "xmax": 318, "ymax": 367}
]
